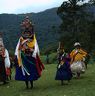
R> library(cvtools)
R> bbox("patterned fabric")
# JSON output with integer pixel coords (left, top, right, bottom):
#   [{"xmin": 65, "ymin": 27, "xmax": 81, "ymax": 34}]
[
  {"xmin": 15, "ymin": 52, "xmax": 40, "ymax": 81},
  {"xmin": 15, "ymin": 34, "xmax": 44, "ymax": 81},
  {"xmin": 70, "ymin": 48, "xmax": 87, "ymax": 62},
  {"xmin": 15, "ymin": 34, "xmax": 39, "ymax": 67},
  {"xmin": 70, "ymin": 48, "xmax": 87, "ymax": 74},
  {"xmin": 55, "ymin": 52, "xmax": 72, "ymax": 80}
]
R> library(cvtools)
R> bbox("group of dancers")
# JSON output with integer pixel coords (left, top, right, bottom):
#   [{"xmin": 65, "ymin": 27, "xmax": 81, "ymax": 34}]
[
  {"xmin": 55, "ymin": 42, "xmax": 87, "ymax": 85},
  {"xmin": 0, "ymin": 16, "xmax": 88, "ymax": 89}
]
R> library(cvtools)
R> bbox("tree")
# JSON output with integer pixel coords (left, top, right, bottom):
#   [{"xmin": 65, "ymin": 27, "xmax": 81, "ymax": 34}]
[
  {"xmin": 57, "ymin": 0, "xmax": 92, "ymax": 52},
  {"xmin": 89, "ymin": 0, "xmax": 95, "ymax": 4}
]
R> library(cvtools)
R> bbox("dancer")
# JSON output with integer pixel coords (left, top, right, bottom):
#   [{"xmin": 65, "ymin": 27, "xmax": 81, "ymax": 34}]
[
  {"xmin": 15, "ymin": 16, "xmax": 44, "ymax": 89},
  {"xmin": 0, "ymin": 35, "xmax": 10, "ymax": 84},
  {"xmin": 55, "ymin": 42, "xmax": 72, "ymax": 85},
  {"xmin": 70, "ymin": 42, "xmax": 87, "ymax": 78}
]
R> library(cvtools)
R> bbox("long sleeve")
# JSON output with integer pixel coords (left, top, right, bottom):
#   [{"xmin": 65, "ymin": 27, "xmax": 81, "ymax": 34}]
[{"xmin": 4, "ymin": 49, "xmax": 10, "ymax": 68}]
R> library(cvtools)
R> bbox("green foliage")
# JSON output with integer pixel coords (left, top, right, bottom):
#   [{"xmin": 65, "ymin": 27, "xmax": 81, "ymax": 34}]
[
  {"xmin": 57, "ymin": 0, "xmax": 95, "ymax": 53},
  {"xmin": 40, "ymin": 52, "xmax": 57, "ymax": 64},
  {"xmin": 89, "ymin": 0, "xmax": 95, "ymax": 4},
  {"xmin": 0, "ymin": 8, "xmax": 61, "ymax": 53},
  {"xmin": 0, "ymin": 5, "xmax": 95, "ymax": 55}
]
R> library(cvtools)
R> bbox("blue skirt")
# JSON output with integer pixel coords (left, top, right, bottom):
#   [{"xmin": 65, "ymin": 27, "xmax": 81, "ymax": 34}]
[
  {"xmin": 15, "ymin": 53, "xmax": 40, "ymax": 81},
  {"xmin": 55, "ymin": 62, "xmax": 72, "ymax": 80}
]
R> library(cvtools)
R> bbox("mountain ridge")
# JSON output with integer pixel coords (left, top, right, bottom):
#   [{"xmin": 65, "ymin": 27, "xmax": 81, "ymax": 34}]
[{"xmin": 0, "ymin": 7, "xmax": 61, "ymax": 53}]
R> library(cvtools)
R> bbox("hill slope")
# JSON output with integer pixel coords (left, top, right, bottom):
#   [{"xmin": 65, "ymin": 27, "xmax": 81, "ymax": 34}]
[{"xmin": 0, "ymin": 8, "xmax": 61, "ymax": 52}]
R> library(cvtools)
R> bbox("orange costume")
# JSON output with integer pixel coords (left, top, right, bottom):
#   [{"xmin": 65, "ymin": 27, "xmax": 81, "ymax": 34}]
[
  {"xmin": 70, "ymin": 48, "xmax": 87, "ymax": 63},
  {"xmin": 70, "ymin": 42, "xmax": 87, "ymax": 75}
]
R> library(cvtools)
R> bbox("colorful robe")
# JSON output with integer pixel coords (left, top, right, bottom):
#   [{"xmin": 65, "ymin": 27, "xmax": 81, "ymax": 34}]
[
  {"xmin": 0, "ymin": 49, "xmax": 10, "ymax": 82},
  {"xmin": 70, "ymin": 48, "xmax": 87, "ymax": 73},
  {"xmin": 15, "ymin": 35, "xmax": 44, "ymax": 81},
  {"xmin": 55, "ymin": 52, "xmax": 72, "ymax": 80}
]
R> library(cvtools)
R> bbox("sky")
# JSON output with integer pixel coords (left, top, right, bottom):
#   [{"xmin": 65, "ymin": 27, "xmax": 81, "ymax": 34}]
[
  {"xmin": 0, "ymin": 0, "xmax": 65, "ymax": 14},
  {"xmin": 0, "ymin": 0, "xmax": 89, "ymax": 14}
]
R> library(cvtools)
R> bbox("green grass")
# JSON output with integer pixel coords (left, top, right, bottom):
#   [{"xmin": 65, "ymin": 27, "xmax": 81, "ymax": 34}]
[
  {"xmin": 40, "ymin": 53, "xmax": 57, "ymax": 64},
  {"xmin": 0, "ymin": 64, "xmax": 95, "ymax": 96}
]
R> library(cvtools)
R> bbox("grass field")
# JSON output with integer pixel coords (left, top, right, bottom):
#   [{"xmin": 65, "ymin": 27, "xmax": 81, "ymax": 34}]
[{"xmin": 0, "ymin": 63, "xmax": 95, "ymax": 96}]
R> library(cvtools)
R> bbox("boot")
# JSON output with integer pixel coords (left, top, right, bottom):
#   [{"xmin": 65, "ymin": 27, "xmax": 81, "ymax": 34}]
[
  {"xmin": 25, "ymin": 81, "xmax": 29, "ymax": 89},
  {"xmin": 30, "ymin": 81, "xmax": 33, "ymax": 89}
]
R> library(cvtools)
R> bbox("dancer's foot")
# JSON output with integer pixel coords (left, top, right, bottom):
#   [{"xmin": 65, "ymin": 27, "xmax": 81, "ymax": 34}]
[
  {"xmin": 30, "ymin": 81, "xmax": 33, "ymax": 89},
  {"xmin": 3, "ymin": 81, "xmax": 9, "ymax": 85},
  {"xmin": 61, "ymin": 80, "xmax": 64, "ymax": 86}
]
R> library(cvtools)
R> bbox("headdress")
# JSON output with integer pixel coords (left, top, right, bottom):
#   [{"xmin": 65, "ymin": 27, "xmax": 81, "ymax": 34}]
[
  {"xmin": 74, "ymin": 42, "xmax": 81, "ymax": 47},
  {"xmin": 21, "ymin": 16, "xmax": 34, "ymax": 38}
]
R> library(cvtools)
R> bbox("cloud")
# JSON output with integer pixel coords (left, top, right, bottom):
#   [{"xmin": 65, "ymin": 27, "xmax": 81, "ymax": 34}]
[{"xmin": 0, "ymin": 0, "xmax": 64, "ymax": 13}]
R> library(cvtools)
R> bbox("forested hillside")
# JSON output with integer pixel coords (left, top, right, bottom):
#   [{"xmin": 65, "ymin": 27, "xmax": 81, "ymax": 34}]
[
  {"xmin": 0, "ymin": 8, "xmax": 61, "ymax": 53},
  {"xmin": 0, "ymin": 3, "xmax": 95, "ymax": 54}
]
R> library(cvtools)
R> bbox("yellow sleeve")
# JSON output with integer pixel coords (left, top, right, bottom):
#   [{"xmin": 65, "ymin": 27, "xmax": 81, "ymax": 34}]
[
  {"xmin": 79, "ymin": 49, "xmax": 87, "ymax": 57},
  {"xmin": 27, "ymin": 35, "xmax": 36, "ymax": 48},
  {"xmin": 70, "ymin": 50, "xmax": 75, "ymax": 58}
]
